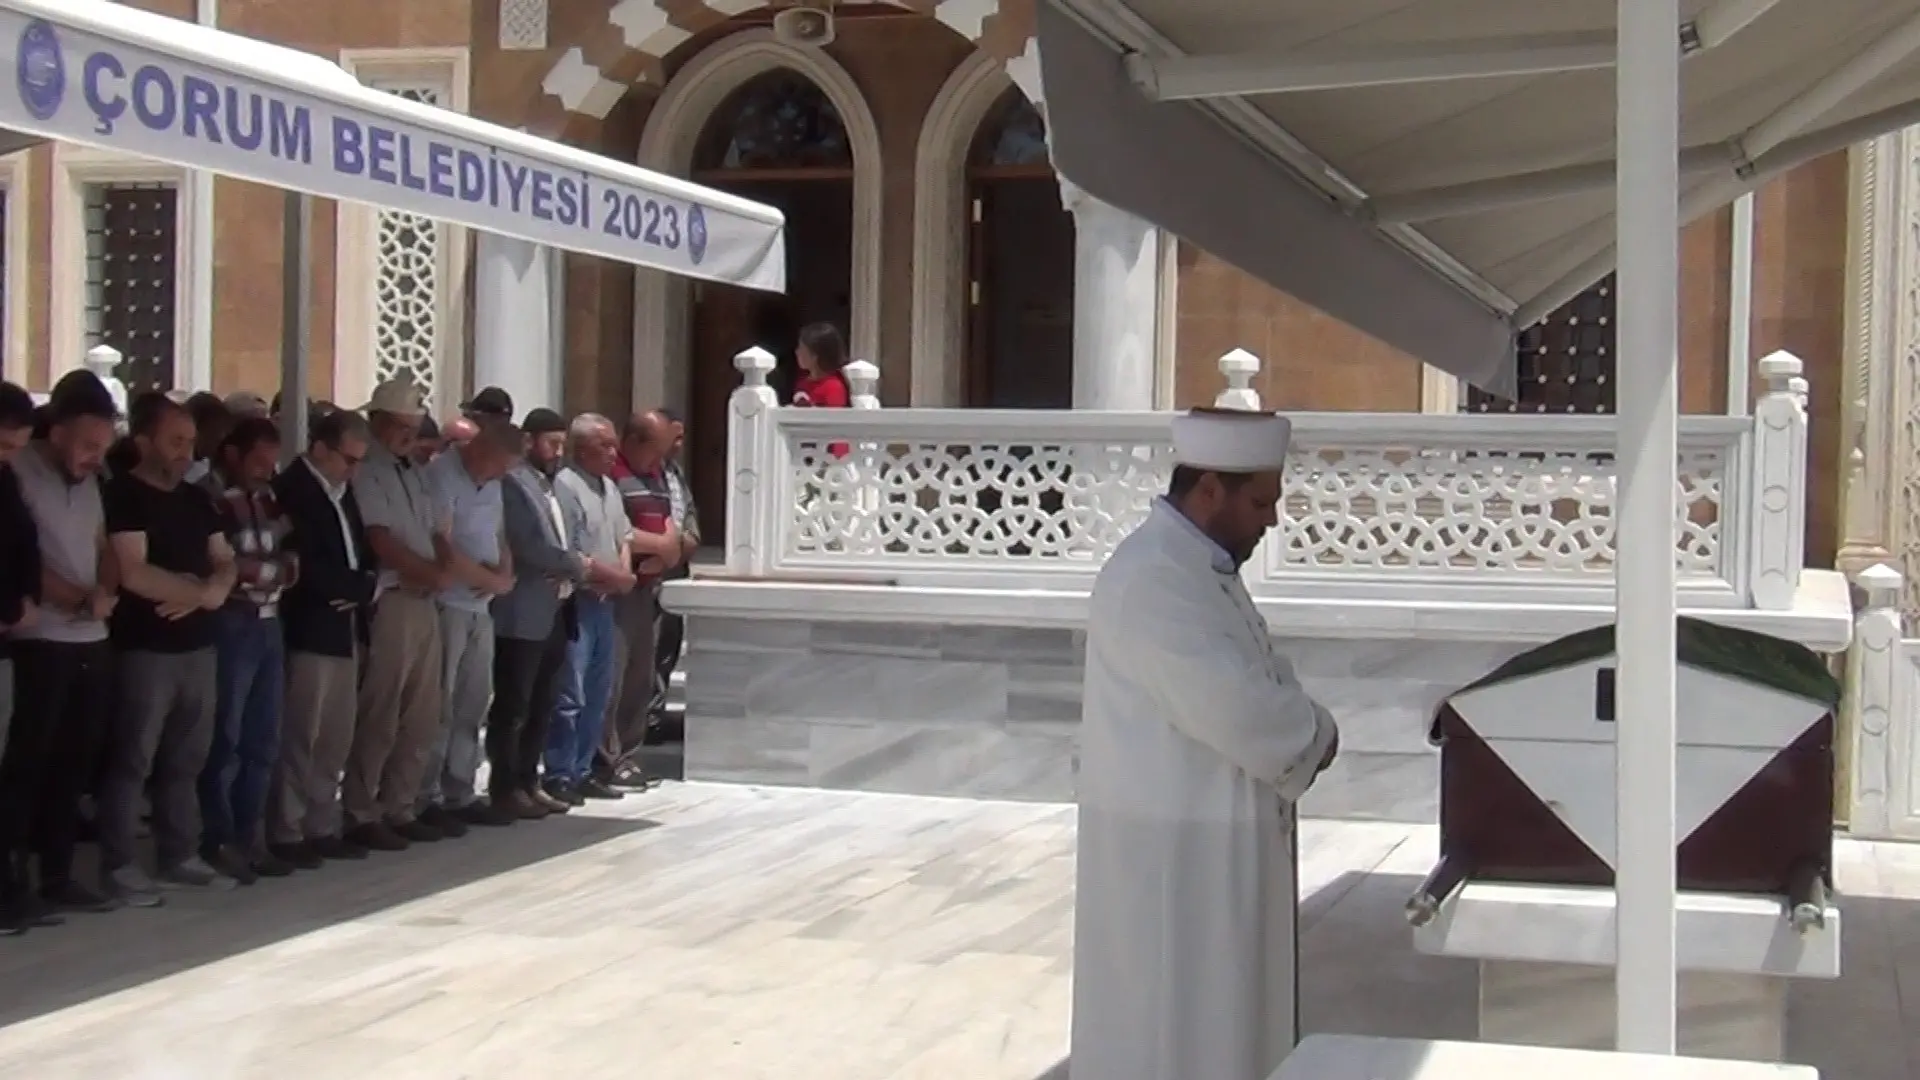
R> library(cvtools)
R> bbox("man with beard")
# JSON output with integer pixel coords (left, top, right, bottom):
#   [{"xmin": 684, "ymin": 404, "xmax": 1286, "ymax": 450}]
[
  {"xmin": 1071, "ymin": 408, "xmax": 1339, "ymax": 1080},
  {"xmin": 489, "ymin": 409, "xmax": 611, "ymax": 818},
  {"xmin": 100, "ymin": 392, "xmax": 240, "ymax": 906},
  {"xmin": 197, "ymin": 417, "xmax": 300, "ymax": 884},
  {"xmin": 1, "ymin": 372, "xmax": 122, "ymax": 929}
]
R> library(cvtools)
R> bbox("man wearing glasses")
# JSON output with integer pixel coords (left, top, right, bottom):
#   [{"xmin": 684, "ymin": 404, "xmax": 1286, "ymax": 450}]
[{"xmin": 265, "ymin": 409, "xmax": 380, "ymax": 868}]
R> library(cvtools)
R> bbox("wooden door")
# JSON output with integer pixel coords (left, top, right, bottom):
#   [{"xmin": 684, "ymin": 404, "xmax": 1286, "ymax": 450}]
[
  {"xmin": 966, "ymin": 177, "xmax": 1075, "ymax": 408},
  {"xmin": 689, "ymin": 282, "xmax": 759, "ymax": 548}
]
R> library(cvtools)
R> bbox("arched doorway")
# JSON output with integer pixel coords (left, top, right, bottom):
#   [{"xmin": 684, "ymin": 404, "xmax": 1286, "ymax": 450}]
[
  {"xmin": 686, "ymin": 69, "xmax": 856, "ymax": 544},
  {"xmin": 965, "ymin": 91, "xmax": 1074, "ymax": 408}
]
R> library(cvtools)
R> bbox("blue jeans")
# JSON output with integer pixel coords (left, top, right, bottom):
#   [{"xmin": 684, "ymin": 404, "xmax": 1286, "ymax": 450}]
[
  {"xmin": 547, "ymin": 594, "xmax": 616, "ymax": 784},
  {"xmin": 199, "ymin": 611, "xmax": 285, "ymax": 850}
]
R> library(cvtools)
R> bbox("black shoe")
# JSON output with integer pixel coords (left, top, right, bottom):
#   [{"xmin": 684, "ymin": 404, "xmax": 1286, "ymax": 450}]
[
  {"xmin": 346, "ymin": 822, "xmax": 411, "ymax": 852},
  {"xmin": 270, "ymin": 841, "xmax": 326, "ymax": 870},
  {"xmin": 392, "ymin": 818, "xmax": 444, "ymax": 844},
  {"xmin": 250, "ymin": 850, "xmax": 297, "ymax": 879},
  {"xmin": 609, "ymin": 763, "xmax": 655, "ymax": 790},
  {"xmin": 577, "ymin": 778, "xmax": 625, "ymax": 801},
  {"xmin": 544, "ymin": 779, "xmax": 587, "ymax": 807},
  {"xmin": 0, "ymin": 903, "xmax": 25, "ymax": 936},
  {"xmin": 202, "ymin": 845, "xmax": 259, "ymax": 886},
  {"xmin": 458, "ymin": 801, "xmax": 518, "ymax": 827},
  {"xmin": 416, "ymin": 806, "xmax": 468, "ymax": 838},
  {"xmin": 309, "ymin": 835, "xmax": 370, "ymax": 861},
  {"xmin": 43, "ymin": 878, "xmax": 120, "ymax": 914},
  {"xmin": 18, "ymin": 893, "xmax": 63, "ymax": 928}
]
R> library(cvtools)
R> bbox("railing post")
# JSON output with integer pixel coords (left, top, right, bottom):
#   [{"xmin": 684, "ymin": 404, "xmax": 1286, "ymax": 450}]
[
  {"xmin": 844, "ymin": 359, "xmax": 879, "ymax": 410},
  {"xmin": 842, "ymin": 359, "xmax": 881, "ymax": 554},
  {"xmin": 1746, "ymin": 351, "xmax": 1808, "ymax": 610},
  {"xmin": 1845, "ymin": 563, "xmax": 1904, "ymax": 837},
  {"xmin": 726, "ymin": 345, "xmax": 781, "ymax": 576},
  {"xmin": 1215, "ymin": 347, "xmax": 1262, "ymax": 410}
]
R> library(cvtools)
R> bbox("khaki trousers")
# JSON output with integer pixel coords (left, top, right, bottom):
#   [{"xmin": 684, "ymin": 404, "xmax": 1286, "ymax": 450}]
[
  {"xmin": 270, "ymin": 647, "xmax": 359, "ymax": 844},
  {"xmin": 344, "ymin": 592, "xmax": 444, "ymax": 826}
]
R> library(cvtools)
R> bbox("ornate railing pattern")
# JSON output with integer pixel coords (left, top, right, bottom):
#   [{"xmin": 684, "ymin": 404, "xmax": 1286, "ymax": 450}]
[{"xmin": 725, "ymin": 347, "xmax": 1811, "ymax": 611}]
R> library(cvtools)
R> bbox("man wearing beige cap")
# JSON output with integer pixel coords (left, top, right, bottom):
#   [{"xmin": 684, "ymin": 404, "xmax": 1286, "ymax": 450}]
[
  {"xmin": 1071, "ymin": 408, "xmax": 1339, "ymax": 1080},
  {"xmin": 342, "ymin": 379, "xmax": 454, "ymax": 851}
]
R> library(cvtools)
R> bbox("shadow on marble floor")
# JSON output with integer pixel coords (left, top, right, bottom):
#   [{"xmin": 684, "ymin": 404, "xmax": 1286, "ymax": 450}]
[{"xmin": 0, "ymin": 812, "xmax": 659, "ymax": 1029}]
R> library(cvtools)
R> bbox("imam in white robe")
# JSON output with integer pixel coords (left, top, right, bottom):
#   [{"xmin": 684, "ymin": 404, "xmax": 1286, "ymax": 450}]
[{"xmin": 1071, "ymin": 499, "xmax": 1338, "ymax": 1080}]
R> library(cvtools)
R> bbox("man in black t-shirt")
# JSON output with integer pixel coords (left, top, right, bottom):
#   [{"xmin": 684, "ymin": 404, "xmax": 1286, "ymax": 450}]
[{"xmin": 99, "ymin": 392, "xmax": 239, "ymax": 907}]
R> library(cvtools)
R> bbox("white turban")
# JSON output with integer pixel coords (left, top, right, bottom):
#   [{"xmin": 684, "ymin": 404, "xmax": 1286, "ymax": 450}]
[{"xmin": 1170, "ymin": 407, "xmax": 1293, "ymax": 472}]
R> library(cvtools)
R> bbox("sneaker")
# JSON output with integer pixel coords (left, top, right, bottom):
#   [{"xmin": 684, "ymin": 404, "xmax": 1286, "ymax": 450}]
[
  {"xmin": 528, "ymin": 787, "xmax": 570, "ymax": 815},
  {"xmin": 609, "ymin": 763, "xmax": 654, "ymax": 790},
  {"xmin": 159, "ymin": 856, "xmax": 238, "ymax": 891},
  {"xmin": 250, "ymin": 850, "xmax": 297, "ymax": 879},
  {"xmin": 577, "ymin": 778, "xmax": 625, "ymax": 801},
  {"xmin": 309, "ymin": 835, "xmax": 370, "ymax": 861},
  {"xmin": 417, "ymin": 806, "xmax": 468, "ymax": 838},
  {"xmin": 270, "ymin": 841, "xmax": 326, "ymax": 870},
  {"xmin": 347, "ymin": 822, "xmax": 411, "ymax": 851},
  {"xmin": 391, "ymin": 818, "xmax": 444, "ymax": 844},
  {"xmin": 457, "ymin": 801, "xmax": 518, "ymax": 827},
  {"xmin": 43, "ymin": 878, "xmax": 119, "ymax": 914},
  {"xmin": 106, "ymin": 865, "xmax": 165, "ymax": 908},
  {"xmin": 202, "ymin": 845, "xmax": 259, "ymax": 886}
]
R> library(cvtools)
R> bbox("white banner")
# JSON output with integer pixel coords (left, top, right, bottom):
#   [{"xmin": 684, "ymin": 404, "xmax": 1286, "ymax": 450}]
[{"xmin": 0, "ymin": 0, "xmax": 787, "ymax": 291}]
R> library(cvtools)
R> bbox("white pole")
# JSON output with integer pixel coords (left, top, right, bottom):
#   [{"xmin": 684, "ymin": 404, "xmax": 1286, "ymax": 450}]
[
  {"xmin": 1614, "ymin": 0, "xmax": 1680, "ymax": 1055},
  {"xmin": 187, "ymin": 0, "xmax": 218, "ymax": 392},
  {"xmin": 1726, "ymin": 194, "xmax": 1755, "ymax": 416}
]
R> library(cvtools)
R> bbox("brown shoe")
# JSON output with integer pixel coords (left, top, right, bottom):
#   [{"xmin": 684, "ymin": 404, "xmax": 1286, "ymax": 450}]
[
  {"xmin": 500, "ymin": 790, "xmax": 549, "ymax": 820},
  {"xmin": 528, "ymin": 786, "xmax": 570, "ymax": 815}
]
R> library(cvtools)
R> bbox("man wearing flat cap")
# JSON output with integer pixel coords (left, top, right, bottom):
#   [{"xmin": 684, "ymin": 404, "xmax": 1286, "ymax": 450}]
[{"xmin": 1071, "ymin": 407, "xmax": 1339, "ymax": 1080}]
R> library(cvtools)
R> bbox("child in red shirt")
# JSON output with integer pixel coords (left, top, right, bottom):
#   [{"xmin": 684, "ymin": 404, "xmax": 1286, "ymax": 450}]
[{"xmin": 790, "ymin": 321, "xmax": 850, "ymax": 459}]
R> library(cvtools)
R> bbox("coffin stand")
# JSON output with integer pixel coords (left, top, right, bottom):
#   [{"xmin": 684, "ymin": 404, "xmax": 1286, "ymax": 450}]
[{"xmin": 1408, "ymin": 618, "xmax": 1843, "ymax": 1061}]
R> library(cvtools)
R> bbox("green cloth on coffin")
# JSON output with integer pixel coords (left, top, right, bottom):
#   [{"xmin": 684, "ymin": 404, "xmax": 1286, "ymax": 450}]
[{"xmin": 1431, "ymin": 617, "xmax": 1841, "ymax": 742}]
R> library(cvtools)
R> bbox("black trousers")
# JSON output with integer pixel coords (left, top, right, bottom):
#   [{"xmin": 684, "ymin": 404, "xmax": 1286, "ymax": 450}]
[
  {"xmin": 650, "ymin": 606, "xmax": 685, "ymax": 718},
  {"xmin": 486, "ymin": 615, "xmax": 570, "ymax": 798},
  {"xmin": 0, "ymin": 640, "xmax": 113, "ymax": 885}
]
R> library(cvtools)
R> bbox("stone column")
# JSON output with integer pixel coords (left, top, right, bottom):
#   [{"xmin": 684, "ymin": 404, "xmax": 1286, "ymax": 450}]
[
  {"xmin": 1062, "ymin": 180, "xmax": 1161, "ymax": 411},
  {"xmin": 471, "ymin": 232, "xmax": 560, "ymax": 416}
]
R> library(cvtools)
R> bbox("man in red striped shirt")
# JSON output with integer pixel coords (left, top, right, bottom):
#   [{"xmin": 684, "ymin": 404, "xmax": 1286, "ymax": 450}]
[{"xmin": 602, "ymin": 413, "xmax": 684, "ymax": 786}]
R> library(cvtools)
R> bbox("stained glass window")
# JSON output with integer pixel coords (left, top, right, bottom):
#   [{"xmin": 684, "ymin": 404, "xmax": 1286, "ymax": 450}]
[
  {"xmin": 1468, "ymin": 275, "xmax": 1616, "ymax": 415},
  {"xmin": 971, "ymin": 93, "xmax": 1050, "ymax": 168},
  {"xmin": 697, "ymin": 71, "xmax": 852, "ymax": 171}
]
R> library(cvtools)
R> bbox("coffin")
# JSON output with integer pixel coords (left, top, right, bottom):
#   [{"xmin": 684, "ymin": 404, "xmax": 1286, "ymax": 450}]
[{"xmin": 1428, "ymin": 617, "xmax": 1839, "ymax": 895}]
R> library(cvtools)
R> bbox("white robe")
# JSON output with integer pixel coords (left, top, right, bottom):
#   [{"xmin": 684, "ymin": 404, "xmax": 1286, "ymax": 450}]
[{"xmin": 1071, "ymin": 500, "xmax": 1338, "ymax": 1080}]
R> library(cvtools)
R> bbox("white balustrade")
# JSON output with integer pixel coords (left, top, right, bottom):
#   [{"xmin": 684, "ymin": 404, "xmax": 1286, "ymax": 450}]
[
  {"xmin": 1844, "ymin": 563, "xmax": 1903, "ymax": 838},
  {"xmin": 1214, "ymin": 348, "xmax": 1262, "ymax": 410},
  {"xmin": 1747, "ymin": 352, "xmax": 1809, "ymax": 610},
  {"xmin": 720, "ymin": 347, "xmax": 1811, "ymax": 610}
]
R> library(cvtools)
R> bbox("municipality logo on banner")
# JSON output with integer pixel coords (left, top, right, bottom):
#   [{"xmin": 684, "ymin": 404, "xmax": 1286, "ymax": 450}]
[
  {"xmin": 687, "ymin": 204, "xmax": 708, "ymax": 266},
  {"xmin": 16, "ymin": 18, "xmax": 65, "ymax": 121}
]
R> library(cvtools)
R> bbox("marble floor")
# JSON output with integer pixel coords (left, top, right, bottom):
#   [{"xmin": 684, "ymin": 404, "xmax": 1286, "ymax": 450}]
[{"xmin": 0, "ymin": 784, "xmax": 1916, "ymax": 1079}]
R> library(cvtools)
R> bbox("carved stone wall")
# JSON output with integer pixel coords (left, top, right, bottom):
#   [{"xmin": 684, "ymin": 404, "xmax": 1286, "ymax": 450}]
[{"xmin": 1843, "ymin": 131, "xmax": 1920, "ymax": 628}]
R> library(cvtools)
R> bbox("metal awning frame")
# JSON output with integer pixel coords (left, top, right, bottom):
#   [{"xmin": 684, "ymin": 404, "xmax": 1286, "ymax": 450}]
[{"xmin": 1061, "ymin": 0, "xmax": 1920, "ymax": 325}]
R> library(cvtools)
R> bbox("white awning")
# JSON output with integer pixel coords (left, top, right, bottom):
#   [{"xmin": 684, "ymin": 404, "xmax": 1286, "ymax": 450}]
[
  {"xmin": 1039, "ymin": 0, "xmax": 1920, "ymax": 392},
  {"xmin": 0, "ymin": 0, "xmax": 786, "ymax": 290}
]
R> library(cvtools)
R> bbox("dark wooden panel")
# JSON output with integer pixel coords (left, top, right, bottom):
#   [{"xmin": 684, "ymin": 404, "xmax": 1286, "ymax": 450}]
[
  {"xmin": 1469, "ymin": 275, "xmax": 1616, "ymax": 415},
  {"xmin": 85, "ymin": 182, "xmax": 179, "ymax": 394}
]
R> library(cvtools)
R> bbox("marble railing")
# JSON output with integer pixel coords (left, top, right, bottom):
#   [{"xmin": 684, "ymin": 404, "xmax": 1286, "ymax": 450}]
[{"xmin": 722, "ymin": 347, "xmax": 1811, "ymax": 612}]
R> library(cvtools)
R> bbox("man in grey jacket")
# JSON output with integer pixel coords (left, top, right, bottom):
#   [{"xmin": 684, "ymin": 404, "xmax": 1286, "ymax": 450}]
[{"xmin": 488, "ymin": 409, "xmax": 606, "ymax": 819}]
